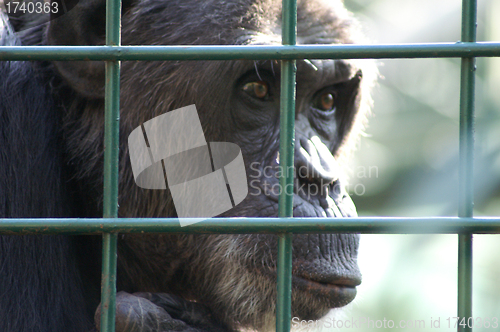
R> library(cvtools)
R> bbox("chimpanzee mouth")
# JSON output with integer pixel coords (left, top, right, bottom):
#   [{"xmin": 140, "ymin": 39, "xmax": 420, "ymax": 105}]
[
  {"xmin": 256, "ymin": 263, "xmax": 360, "ymax": 308},
  {"xmin": 292, "ymin": 275, "xmax": 359, "ymax": 307}
]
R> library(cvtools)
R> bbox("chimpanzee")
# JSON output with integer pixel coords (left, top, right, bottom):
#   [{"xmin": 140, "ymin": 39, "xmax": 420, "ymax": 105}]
[{"xmin": 0, "ymin": 0, "xmax": 375, "ymax": 331}]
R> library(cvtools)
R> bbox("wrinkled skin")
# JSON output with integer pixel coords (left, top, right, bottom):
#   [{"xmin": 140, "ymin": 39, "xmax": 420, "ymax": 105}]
[{"xmin": 1, "ymin": 0, "xmax": 375, "ymax": 331}]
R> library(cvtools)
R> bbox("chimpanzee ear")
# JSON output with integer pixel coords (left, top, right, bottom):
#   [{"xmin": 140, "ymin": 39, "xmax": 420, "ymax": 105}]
[{"xmin": 47, "ymin": 0, "xmax": 132, "ymax": 98}]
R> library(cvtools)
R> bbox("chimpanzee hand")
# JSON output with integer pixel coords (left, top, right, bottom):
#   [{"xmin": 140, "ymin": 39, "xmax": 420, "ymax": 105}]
[{"xmin": 95, "ymin": 292, "xmax": 231, "ymax": 332}]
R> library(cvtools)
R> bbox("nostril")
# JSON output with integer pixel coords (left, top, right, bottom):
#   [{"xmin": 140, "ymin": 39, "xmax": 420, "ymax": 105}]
[
  {"xmin": 295, "ymin": 136, "xmax": 339, "ymax": 186},
  {"xmin": 297, "ymin": 164, "xmax": 311, "ymax": 180}
]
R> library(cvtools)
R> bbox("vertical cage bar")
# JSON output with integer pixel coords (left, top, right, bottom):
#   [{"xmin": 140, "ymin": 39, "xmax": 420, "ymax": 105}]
[
  {"xmin": 276, "ymin": 0, "xmax": 297, "ymax": 331},
  {"xmin": 100, "ymin": 0, "xmax": 122, "ymax": 330},
  {"xmin": 458, "ymin": 0, "xmax": 476, "ymax": 331},
  {"xmin": 277, "ymin": 233, "xmax": 293, "ymax": 332},
  {"xmin": 101, "ymin": 233, "xmax": 118, "ymax": 332}
]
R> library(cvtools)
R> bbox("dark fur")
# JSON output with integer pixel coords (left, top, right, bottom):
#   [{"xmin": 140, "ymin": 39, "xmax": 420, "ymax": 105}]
[
  {"xmin": 0, "ymin": 16, "xmax": 94, "ymax": 331},
  {"xmin": 0, "ymin": 1, "xmax": 375, "ymax": 331}
]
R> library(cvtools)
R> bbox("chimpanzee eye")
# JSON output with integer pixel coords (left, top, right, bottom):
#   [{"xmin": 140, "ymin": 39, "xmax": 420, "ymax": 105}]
[
  {"xmin": 314, "ymin": 92, "xmax": 336, "ymax": 113},
  {"xmin": 242, "ymin": 81, "xmax": 269, "ymax": 99}
]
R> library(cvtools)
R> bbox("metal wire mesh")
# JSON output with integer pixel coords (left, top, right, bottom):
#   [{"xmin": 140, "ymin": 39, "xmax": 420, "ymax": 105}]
[{"xmin": 1, "ymin": 0, "xmax": 500, "ymax": 331}]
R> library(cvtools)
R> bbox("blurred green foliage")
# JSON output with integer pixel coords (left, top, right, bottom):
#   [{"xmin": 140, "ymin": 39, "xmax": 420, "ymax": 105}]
[{"xmin": 316, "ymin": 1, "xmax": 500, "ymax": 331}]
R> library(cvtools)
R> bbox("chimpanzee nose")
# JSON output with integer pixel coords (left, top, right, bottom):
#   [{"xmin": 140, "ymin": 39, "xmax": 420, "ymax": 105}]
[{"xmin": 295, "ymin": 136, "xmax": 339, "ymax": 186}]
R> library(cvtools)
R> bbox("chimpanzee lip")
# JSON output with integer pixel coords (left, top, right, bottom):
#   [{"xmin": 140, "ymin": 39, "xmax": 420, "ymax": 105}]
[
  {"xmin": 292, "ymin": 275, "xmax": 359, "ymax": 307},
  {"xmin": 296, "ymin": 275, "xmax": 359, "ymax": 287},
  {"xmin": 254, "ymin": 267, "xmax": 359, "ymax": 307}
]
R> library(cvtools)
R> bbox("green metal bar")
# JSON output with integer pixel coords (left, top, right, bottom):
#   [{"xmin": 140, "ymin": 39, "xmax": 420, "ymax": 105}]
[
  {"xmin": 102, "ymin": 56, "xmax": 121, "ymax": 215},
  {"xmin": 278, "ymin": 61, "xmax": 296, "ymax": 218},
  {"xmin": 277, "ymin": 234, "xmax": 293, "ymax": 332},
  {"xmin": 0, "ymin": 217, "xmax": 500, "ymax": 234},
  {"xmin": 100, "ymin": 0, "xmax": 122, "ymax": 329},
  {"xmin": 101, "ymin": 233, "xmax": 118, "ymax": 332},
  {"xmin": 281, "ymin": 0, "xmax": 297, "ymax": 47},
  {"xmin": 458, "ymin": 0, "xmax": 476, "ymax": 331},
  {"xmin": 277, "ymin": 1, "xmax": 297, "ymax": 331},
  {"xmin": 459, "ymin": 0, "xmax": 476, "ymax": 219},
  {"xmin": 1, "ymin": 43, "xmax": 500, "ymax": 61},
  {"xmin": 458, "ymin": 233, "xmax": 473, "ymax": 331}
]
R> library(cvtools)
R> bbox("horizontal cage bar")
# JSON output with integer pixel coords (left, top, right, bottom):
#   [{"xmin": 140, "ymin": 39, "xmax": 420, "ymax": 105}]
[
  {"xmin": 0, "ymin": 217, "xmax": 499, "ymax": 234},
  {"xmin": 0, "ymin": 42, "xmax": 499, "ymax": 61}
]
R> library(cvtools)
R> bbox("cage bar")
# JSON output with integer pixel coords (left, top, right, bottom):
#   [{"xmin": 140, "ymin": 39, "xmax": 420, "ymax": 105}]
[
  {"xmin": 100, "ymin": 0, "xmax": 122, "ymax": 329},
  {"xmin": 276, "ymin": 0, "xmax": 297, "ymax": 330},
  {"xmin": 1, "ymin": 43, "xmax": 500, "ymax": 61},
  {"xmin": 0, "ymin": 0, "xmax": 497, "ymax": 331},
  {"xmin": 457, "ymin": 0, "xmax": 477, "ymax": 331},
  {"xmin": 0, "ymin": 217, "xmax": 500, "ymax": 234}
]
